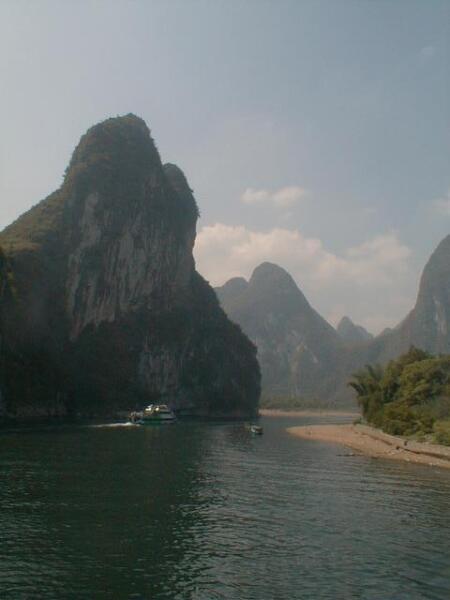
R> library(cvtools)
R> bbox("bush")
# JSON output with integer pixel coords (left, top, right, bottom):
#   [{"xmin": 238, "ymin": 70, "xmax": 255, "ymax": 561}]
[
  {"xmin": 349, "ymin": 347, "xmax": 450, "ymax": 440},
  {"xmin": 433, "ymin": 420, "xmax": 450, "ymax": 446}
]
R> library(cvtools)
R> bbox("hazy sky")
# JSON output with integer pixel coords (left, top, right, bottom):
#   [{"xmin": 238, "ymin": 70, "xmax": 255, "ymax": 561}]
[{"xmin": 1, "ymin": 0, "xmax": 449, "ymax": 333}]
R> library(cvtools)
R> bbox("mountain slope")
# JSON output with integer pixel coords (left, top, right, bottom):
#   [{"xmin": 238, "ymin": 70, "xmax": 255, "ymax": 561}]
[
  {"xmin": 0, "ymin": 114, "xmax": 260, "ymax": 419},
  {"xmin": 367, "ymin": 234, "xmax": 450, "ymax": 363},
  {"xmin": 216, "ymin": 262, "xmax": 343, "ymax": 401}
]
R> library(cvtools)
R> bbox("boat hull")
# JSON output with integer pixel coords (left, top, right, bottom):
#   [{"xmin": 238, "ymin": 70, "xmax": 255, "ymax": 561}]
[{"xmin": 137, "ymin": 416, "xmax": 176, "ymax": 425}]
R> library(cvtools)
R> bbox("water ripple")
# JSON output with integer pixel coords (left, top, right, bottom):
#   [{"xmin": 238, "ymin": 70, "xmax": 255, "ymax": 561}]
[{"xmin": 1, "ymin": 417, "xmax": 450, "ymax": 599}]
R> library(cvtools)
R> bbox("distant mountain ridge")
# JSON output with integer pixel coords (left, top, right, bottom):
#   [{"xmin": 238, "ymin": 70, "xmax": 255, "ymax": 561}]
[
  {"xmin": 336, "ymin": 316, "xmax": 373, "ymax": 345},
  {"xmin": 216, "ymin": 235, "xmax": 450, "ymax": 406}
]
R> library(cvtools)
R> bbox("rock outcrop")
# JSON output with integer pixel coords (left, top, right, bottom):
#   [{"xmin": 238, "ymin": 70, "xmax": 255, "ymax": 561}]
[{"xmin": 0, "ymin": 115, "xmax": 260, "ymax": 419}]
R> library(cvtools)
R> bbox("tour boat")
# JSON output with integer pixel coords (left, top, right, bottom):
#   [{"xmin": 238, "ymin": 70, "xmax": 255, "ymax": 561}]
[
  {"xmin": 130, "ymin": 404, "xmax": 176, "ymax": 425},
  {"xmin": 250, "ymin": 424, "xmax": 263, "ymax": 435}
]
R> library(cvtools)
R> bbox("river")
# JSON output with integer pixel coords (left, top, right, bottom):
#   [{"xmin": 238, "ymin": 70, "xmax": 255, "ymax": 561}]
[{"xmin": 1, "ymin": 415, "xmax": 450, "ymax": 599}]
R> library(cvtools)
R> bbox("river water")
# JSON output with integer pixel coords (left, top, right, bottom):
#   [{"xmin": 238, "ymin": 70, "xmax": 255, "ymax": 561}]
[{"xmin": 1, "ymin": 415, "xmax": 450, "ymax": 599}]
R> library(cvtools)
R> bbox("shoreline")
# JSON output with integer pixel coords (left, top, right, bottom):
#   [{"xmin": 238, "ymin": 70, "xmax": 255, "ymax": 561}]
[
  {"xmin": 260, "ymin": 408, "xmax": 359, "ymax": 418},
  {"xmin": 287, "ymin": 424, "xmax": 450, "ymax": 469}
]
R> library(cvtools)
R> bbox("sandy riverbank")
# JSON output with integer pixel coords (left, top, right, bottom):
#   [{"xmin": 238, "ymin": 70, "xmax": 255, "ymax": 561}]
[
  {"xmin": 260, "ymin": 409, "xmax": 359, "ymax": 418},
  {"xmin": 287, "ymin": 424, "xmax": 450, "ymax": 469}
]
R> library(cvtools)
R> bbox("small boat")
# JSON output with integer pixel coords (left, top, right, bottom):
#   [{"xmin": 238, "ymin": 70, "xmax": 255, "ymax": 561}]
[
  {"xmin": 250, "ymin": 424, "xmax": 263, "ymax": 435},
  {"xmin": 130, "ymin": 404, "xmax": 176, "ymax": 425}
]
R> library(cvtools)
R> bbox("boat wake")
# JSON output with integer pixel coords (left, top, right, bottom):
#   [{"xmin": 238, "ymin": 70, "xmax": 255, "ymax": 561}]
[{"xmin": 87, "ymin": 422, "xmax": 139, "ymax": 428}]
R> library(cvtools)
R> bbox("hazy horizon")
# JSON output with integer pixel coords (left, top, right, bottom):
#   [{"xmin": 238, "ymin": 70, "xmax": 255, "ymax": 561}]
[{"xmin": 1, "ymin": 0, "xmax": 448, "ymax": 333}]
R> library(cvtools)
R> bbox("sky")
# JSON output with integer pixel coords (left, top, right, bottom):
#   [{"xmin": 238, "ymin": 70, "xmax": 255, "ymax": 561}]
[{"xmin": 1, "ymin": 0, "xmax": 449, "ymax": 333}]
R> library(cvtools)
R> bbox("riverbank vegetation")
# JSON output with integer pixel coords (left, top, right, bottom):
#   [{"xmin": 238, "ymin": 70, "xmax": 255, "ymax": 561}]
[{"xmin": 349, "ymin": 347, "xmax": 450, "ymax": 445}]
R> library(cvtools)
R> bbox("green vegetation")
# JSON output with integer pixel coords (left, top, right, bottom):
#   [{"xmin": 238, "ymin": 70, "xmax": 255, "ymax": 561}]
[
  {"xmin": 0, "ymin": 190, "xmax": 65, "ymax": 254},
  {"xmin": 0, "ymin": 245, "xmax": 17, "ymax": 304},
  {"xmin": 349, "ymin": 347, "xmax": 450, "ymax": 444}
]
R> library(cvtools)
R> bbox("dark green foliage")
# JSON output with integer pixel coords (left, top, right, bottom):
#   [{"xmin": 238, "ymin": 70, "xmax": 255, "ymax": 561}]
[
  {"xmin": 0, "ymin": 190, "xmax": 66, "ymax": 254},
  {"xmin": 434, "ymin": 420, "xmax": 450, "ymax": 445},
  {"xmin": 349, "ymin": 347, "xmax": 450, "ymax": 443},
  {"xmin": 0, "ymin": 246, "xmax": 13, "ymax": 296}
]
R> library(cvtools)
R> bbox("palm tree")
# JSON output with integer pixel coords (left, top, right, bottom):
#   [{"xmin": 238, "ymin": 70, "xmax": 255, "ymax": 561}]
[{"xmin": 348, "ymin": 364, "xmax": 383, "ymax": 417}]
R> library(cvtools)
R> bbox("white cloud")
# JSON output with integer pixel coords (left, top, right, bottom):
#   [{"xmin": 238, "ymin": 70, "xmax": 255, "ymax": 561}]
[
  {"xmin": 241, "ymin": 188, "xmax": 270, "ymax": 205},
  {"xmin": 419, "ymin": 45, "xmax": 436, "ymax": 64},
  {"xmin": 272, "ymin": 186, "xmax": 307, "ymax": 208},
  {"xmin": 434, "ymin": 189, "xmax": 450, "ymax": 216},
  {"xmin": 194, "ymin": 223, "xmax": 414, "ymax": 334},
  {"xmin": 241, "ymin": 185, "xmax": 306, "ymax": 208}
]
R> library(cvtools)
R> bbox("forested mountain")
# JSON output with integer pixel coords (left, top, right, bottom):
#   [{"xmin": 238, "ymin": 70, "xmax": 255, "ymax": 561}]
[{"xmin": 0, "ymin": 114, "xmax": 260, "ymax": 419}]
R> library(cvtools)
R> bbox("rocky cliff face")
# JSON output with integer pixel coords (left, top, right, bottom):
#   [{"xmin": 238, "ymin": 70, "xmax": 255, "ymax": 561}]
[
  {"xmin": 216, "ymin": 262, "xmax": 342, "ymax": 401},
  {"xmin": 0, "ymin": 114, "xmax": 260, "ymax": 419},
  {"xmin": 407, "ymin": 234, "xmax": 450, "ymax": 352},
  {"xmin": 368, "ymin": 234, "xmax": 450, "ymax": 363}
]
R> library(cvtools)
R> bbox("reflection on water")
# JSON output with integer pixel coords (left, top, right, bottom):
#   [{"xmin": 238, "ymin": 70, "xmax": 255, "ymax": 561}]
[{"xmin": 1, "ymin": 416, "xmax": 450, "ymax": 599}]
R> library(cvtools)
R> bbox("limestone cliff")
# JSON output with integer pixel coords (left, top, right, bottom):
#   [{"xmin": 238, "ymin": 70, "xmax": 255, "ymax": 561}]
[
  {"xmin": 0, "ymin": 115, "xmax": 260, "ymax": 419},
  {"xmin": 366, "ymin": 234, "xmax": 450, "ymax": 363}
]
